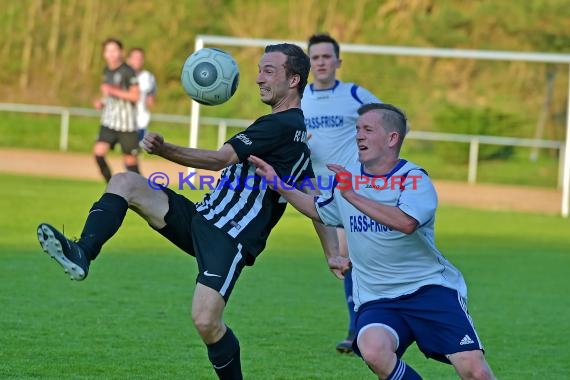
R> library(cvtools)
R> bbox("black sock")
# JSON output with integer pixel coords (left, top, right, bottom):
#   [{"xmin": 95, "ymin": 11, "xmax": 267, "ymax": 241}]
[
  {"xmin": 125, "ymin": 164, "xmax": 140, "ymax": 174},
  {"xmin": 95, "ymin": 155, "xmax": 112, "ymax": 183},
  {"xmin": 207, "ymin": 328, "xmax": 242, "ymax": 380},
  {"xmin": 77, "ymin": 193, "xmax": 128, "ymax": 261}
]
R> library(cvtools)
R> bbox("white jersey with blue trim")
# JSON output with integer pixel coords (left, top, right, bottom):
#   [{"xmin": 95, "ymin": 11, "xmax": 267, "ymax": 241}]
[
  {"xmin": 301, "ymin": 80, "xmax": 380, "ymax": 182},
  {"xmin": 314, "ymin": 159, "xmax": 468, "ymax": 310},
  {"xmin": 136, "ymin": 70, "xmax": 157, "ymax": 129}
]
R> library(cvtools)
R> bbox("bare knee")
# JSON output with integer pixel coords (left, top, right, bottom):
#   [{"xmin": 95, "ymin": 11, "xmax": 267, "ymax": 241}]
[
  {"xmin": 106, "ymin": 171, "xmax": 145, "ymax": 201},
  {"xmin": 123, "ymin": 154, "xmax": 138, "ymax": 166},
  {"xmin": 191, "ymin": 305, "xmax": 224, "ymax": 342},
  {"xmin": 191, "ymin": 284, "xmax": 226, "ymax": 343},
  {"xmin": 357, "ymin": 326, "xmax": 398, "ymax": 378}
]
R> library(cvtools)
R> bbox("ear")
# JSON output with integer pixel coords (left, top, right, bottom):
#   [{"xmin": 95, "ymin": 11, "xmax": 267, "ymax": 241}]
[
  {"xmin": 388, "ymin": 131, "xmax": 400, "ymax": 148},
  {"xmin": 337, "ymin": 58, "xmax": 342, "ymax": 69},
  {"xmin": 289, "ymin": 73, "xmax": 301, "ymax": 89}
]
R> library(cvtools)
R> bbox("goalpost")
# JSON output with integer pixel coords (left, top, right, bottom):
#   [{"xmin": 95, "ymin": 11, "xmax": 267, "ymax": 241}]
[{"xmin": 189, "ymin": 35, "xmax": 570, "ymax": 218}]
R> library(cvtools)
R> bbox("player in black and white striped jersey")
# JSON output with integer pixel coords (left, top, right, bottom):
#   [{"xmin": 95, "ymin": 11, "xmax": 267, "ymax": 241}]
[
  {"xmin": 37, "ymin": 43, "xmax": 347, "ymax": 380},
  {"xmin": 93, "ymin": 38, "xmax": 140, "ymax": 182}
]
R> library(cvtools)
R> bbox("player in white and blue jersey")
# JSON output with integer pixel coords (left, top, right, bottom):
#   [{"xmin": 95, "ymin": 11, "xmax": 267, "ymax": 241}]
[
  {"xmin": 249, "ymin": 103, "xmax": 495, "ymax": 379},
  {"xmin": 302, "ymin": 33, "xmax": 381, "ymax": 353},
  {"xmin": 127, "ymin": 48, "xmax": 157, "ymax": 142}
]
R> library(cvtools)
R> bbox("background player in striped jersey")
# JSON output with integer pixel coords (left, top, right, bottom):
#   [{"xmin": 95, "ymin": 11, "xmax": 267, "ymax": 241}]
[
  {"xmin": 37, "ymin": 43, "xmax": 345, "ymax": 380},
  {"xmin": 302, "ymin": 33, "xmax": 381, "ymax": 353},
  {"xmin": 93, "ymin": 38, "xmax": 140, "ymax": 182},
  {"xmin": 127, "ymin": 47, "xmax": 157, "ymax": 144},
  {"xmin": 249, "ymin": 103, "xmax": 496, "ymax": 380}
]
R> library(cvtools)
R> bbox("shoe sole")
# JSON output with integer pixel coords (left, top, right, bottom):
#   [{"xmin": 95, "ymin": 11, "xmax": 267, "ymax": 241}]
[
  {"xmin": 37, "ymin": 224, "xmax": 85, "ymax": 281},
  {"xmin": 336, "ymin": 347, "xmax": 353, "ymax": 354}
]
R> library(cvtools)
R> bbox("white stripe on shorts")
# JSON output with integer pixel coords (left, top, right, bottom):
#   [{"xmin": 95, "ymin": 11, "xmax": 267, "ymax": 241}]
[
  {"xmin": 219, "ymin": 243, "xmax": 243, "ymax": 297},
  {"xmin": 457, "ymin": 291, "xmax": 484, "ymax": 350},
  {"xmin": 356, "ymin": 322, "xmax": 400, "ymax": 352}
]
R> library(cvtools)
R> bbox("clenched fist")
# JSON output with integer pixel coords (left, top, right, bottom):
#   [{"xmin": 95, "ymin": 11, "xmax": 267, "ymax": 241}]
[{"xmin": 142, "ymin": 132, "xmax": 165, "ymax": 155}]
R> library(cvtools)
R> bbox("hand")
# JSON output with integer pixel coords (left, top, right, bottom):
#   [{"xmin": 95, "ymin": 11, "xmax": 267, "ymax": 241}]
[
  {"xmin": 93, "ymin": 99, "xmax": 104, "ymax": 110},
  {"xmin": 248, "ymin": 155, "xmax": 279, "ymax": 190},
  {"xmin": 101, "ymin": 84, "xmax": 118, "ymax": 96},
  {"xmin": 328, "ymin": 256, "xmax": 351, "ymax": 280},
  {"xmin": 326, "ymin": 163, "xmax": 354, "ymax": 197},
  {"xmin": 142, "ymin": 132, "xmax": 165, "ymax": 155}
]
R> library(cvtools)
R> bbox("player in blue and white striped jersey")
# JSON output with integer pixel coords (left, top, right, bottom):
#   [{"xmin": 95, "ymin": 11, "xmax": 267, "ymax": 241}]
[
  {"xmin": 249, "ymin": 103, "xmax": 495, "ymax": 380},
  {"xmin": 302, "ymin": 34, "xmax": 381, "ymax": 353}
]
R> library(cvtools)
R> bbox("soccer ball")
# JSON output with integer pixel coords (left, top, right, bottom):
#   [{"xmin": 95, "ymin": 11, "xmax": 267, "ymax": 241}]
[{"xmin": 181, "ymin": 48, "xmax": 240, "ymax": 105}]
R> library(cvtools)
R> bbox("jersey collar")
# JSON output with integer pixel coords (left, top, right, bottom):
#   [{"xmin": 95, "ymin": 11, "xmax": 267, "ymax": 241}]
[
  {"xmin": 360, "ymin": 159, "xmax": 408, "ymax": 179},
  {"xmin": 310, "ymin": 80, "xmax": 340, "ymax": 94}
]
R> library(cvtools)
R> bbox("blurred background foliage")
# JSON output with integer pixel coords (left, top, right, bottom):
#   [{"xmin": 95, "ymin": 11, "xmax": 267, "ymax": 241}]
[{"xmin": 0, "ymin": 0, "xmax": 569, "ymax": 146}]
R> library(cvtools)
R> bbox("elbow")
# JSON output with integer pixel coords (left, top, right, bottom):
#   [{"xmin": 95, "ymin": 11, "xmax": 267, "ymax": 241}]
[
  {"xmin": 210, "ymin": 159, "xmax": 229, "ymax": 171},
  {"xmin": 399, "ymin": 219, "xmax": 418, "ymax": 235}
]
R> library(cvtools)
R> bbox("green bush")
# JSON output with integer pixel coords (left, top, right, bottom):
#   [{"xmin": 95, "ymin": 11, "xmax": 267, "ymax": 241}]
[{"xmin": 433, "ymin": 103, "xmax": 520, "ymax": 162}]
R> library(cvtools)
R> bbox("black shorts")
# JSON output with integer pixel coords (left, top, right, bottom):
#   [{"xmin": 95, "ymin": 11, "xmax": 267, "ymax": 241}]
[
  {"xmin": 97, "ymin": 126, "xmax": 139, "ymax": 155},
  {"xmin": 155, "ymin": 187, "xmax": 246, "ymax": 303}
]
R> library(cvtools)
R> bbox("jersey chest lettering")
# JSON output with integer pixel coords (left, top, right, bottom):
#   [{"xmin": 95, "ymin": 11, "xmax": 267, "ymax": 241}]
[
  {"xmin": 348, "ymin": 214, "xmax": 392, "ymax": 233},
  {"xmin": 304, "ymin": 115, "xmax": 344, "ymax": 129}
]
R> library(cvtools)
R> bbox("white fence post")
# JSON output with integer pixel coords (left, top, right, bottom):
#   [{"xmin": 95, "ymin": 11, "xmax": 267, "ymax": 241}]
[
  {"xmin": 468, "ymin": 138, "xmax": 479, "ymax": 184},
  {"xmin": 217, "ymin": 120, "xmax": 227, "ymax": 149},
  {"xmin": 59, "ymin": 109, "xmax": 70, "ymax": 151},
  {"xmin": 558, "ymin": 144, "xmax": 565, "ymax": 189}
]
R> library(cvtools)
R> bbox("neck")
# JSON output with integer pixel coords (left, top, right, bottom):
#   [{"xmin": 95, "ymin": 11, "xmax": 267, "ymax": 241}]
[
  {"xmin": 108, "ymin": 61, "xmax": 122, "ymax": 70},
  {"xmin": 271, "ymin": 94, "xmax": 300, "ymax": 113},
  {"xmin": 313, "ymin": 78, "xmax": 337, "ymax": 90},
  {"xmin": 362, "ymin": 156, "xmax": 400, "ymax": 176}
]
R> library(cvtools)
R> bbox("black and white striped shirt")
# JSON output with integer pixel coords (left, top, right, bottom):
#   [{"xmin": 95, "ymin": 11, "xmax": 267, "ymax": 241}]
[
  {"xmin": 196, "ymin": 108, "xmax": 313, "ymax": 259},
  {"xmin": 100, "ymin": 63, "xmax": 138, "ymax": 132}
]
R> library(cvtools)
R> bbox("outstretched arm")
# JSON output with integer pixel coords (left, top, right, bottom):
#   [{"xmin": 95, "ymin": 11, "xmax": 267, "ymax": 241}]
[
  {"xmin": 327, "ymin": 164, "xmax": 418, "ymax": 234},
  {"xmin": 249, "ymin": 155, "xmax": 350, "ymax": 279},
  {"xmin": 248, "ymin": 155, "xmax": 320, "ymax": 220},
  {"xmin": 143, "ymin": 132, "xmax": 239, "ymax": 171}
]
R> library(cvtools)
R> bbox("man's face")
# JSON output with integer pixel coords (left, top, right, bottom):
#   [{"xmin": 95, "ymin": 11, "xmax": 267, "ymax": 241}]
[
  {"xmin": 127, "ymin": 50, "xmax": 144, "ymax": 71},
  {"xmin": 103, "ymin": 42, "xmax": 123, "ymax": 67},
  {"xmin": 256, "ymin": 52, "xmax": 291, "ymax": 106},
  {"xmin": 308, "ymin": 42, "xmax": 340, "ymax": 84},
  {"xmin": 356, "ymin": 111, "xmax": 397, "ymax": 165}
]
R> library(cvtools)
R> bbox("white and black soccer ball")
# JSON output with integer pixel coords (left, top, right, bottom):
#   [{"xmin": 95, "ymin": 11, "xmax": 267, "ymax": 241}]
[{"xmin": 181, "ymin": 48, "xmax": 239, "ymax": 106}]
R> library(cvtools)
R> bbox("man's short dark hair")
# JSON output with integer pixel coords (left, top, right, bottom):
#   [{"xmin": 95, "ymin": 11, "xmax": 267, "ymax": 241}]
[
  {"xmin": 264, "ymin": 43, "xmax": 310, "ymax": 98},
  {"xmin": 307, "ymin": 33, "xmax": 340, "ymax": 58},
  {"xmin": 102, "ymin": 38, "xmax": 123, "ymax": 50},
  {"xmin": 128, "ymin": 47, "xmax": 144, "ymax": 55},
  {"xmin": 358, "ymin": 103, "xmax": 409, "ymax": 151}
]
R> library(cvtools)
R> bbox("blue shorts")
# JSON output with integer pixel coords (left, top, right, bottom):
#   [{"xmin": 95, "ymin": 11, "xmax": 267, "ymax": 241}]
[
  {"xmin": 137, "ymin": 128, "xmax": 147, "ymax": 142},
  {"xmin": 353, "ymin": 285, "xmax": 484, "ymax": 364}
]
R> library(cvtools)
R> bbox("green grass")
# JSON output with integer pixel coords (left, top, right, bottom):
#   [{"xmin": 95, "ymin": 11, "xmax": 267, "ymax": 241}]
[{"xmin": 0, "ymin": 173, "xmax": 569, "ymax": 379}]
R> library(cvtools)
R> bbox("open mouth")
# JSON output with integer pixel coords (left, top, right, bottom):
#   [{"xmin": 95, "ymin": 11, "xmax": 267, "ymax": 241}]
[{"xmin": 358, "ymin": 145, "xmax": 368, "ymax": 151}]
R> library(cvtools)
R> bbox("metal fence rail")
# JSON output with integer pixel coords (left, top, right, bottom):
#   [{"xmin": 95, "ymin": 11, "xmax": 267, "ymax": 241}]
[{"xmin": 0, "ymin": 102, "xmax": 564, "ymax": 188}]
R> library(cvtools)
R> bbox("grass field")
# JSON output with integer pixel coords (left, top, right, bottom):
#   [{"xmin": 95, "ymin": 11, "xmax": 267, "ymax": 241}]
[
  {"xmin": 1, "ymin": 173, "xmax": 569, "ymax": 379},
  {"xmin": 0, "ymin": 111, "xmax": 562, "ymax": 188}
]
